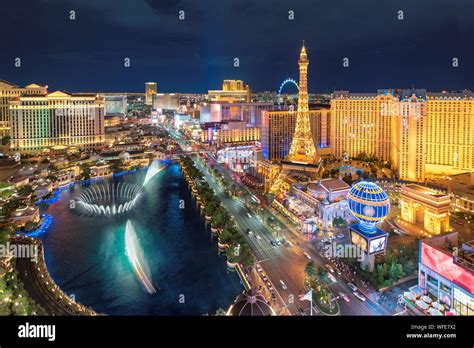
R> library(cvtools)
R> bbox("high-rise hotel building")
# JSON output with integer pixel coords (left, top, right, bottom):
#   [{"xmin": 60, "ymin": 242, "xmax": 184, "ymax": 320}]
[
  {"xmin": 331, "ymin": 89, "xmax": 473, "ymax": 181},
  {"xmin": 0, "ymin": 80, "xmax": 48, "ymax": 135},
  {"xmin": 9, "ymin": 91, "xmax": 105, "ymax": 153},
  {"xmin": 145, "ymin": 82, "xmax": 157, "ymax": 105},
  {"xmin": 208, "ymin": 80, "xmax": 252, "ymax": 103},
  {"xmin": 331, "ymin": 90, "xmax": 398, "ymax": 163}
]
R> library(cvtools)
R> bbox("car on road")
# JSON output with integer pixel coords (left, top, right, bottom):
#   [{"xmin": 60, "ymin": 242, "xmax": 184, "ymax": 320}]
[
  {"xmin": 270, "ymin": 240, "xmax": 277, "ymax": 247},
  {"xmin": 325, "ymin": 264, "xmax": 335, "ymax": 273},
  {"xmin": 303, "ymin": 252, "xmax": 312, "ymax": 260},
  {"xmin": 280, "ymin": 280, "xmax": 287, "ymax": 290},
  {"xmin": 256, "ymin": 264, "xmax": 262, "ymax": 272},
  {"xmin": 339, "ymin": 292, "xmax": 350, "ymax": 303},
  {"xmin": 271, "ymin": 292, "xmax": 277, "ymax": 301},
  {"xmin": 247, "ymin": 212, "xmax": 252, "ymax": 218},
  {"xmin": 347, "ymin": 282, "xmax": 358, "ymax": 292},
  {"xmin": 256, "ymin": 234, "xmax": 262, "ymax": 240},
  {"xmin": 335, "ymin": 268, "xmax": 342, "ymax": 275},
  {"xmin": 267, "ymin": 282, "xmax": 273, "ymax": 291},
  {"xmin": 353, "ymin": 291, "xmax": 366, "ymax": 302},
  {"xmin": 286, "ymin": 241, "xmax": 293, "ymax": 247},
  {"xmin": 246, "ymin": 228, "xmax": 253, "ymax": 235},
  {"xmin": 262, "ymin": 275, "xmax": 268, "ymax": 282},
  {"xmin": 276, "ymin": 239, "xmax": 282, "ymax": 246},
  {"xmin": 327, "ymin": 273, "xmax": 337, "ymax": 283}
]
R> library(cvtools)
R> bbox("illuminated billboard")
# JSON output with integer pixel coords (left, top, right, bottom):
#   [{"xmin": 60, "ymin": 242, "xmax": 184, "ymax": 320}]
[
  {"xmin": 369, "ymin": 236, "xmax": 387, "ymax": 255},
  {"xmin": 350, "ymin": 231, "xmax": 367, "ymax": 253},
  {"xmin": 421, "ymin": 243, "xmax": 474, "ymax": 294}
]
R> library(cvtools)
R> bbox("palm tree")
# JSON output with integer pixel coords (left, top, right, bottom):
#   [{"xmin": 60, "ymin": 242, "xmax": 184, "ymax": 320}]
[
  {"xmin": 219, "ymin": 228, "xmax": 235, "ymax": 244},
  {"xmin": 239, "ymin": 245, "xmax": 255, "ymax": 268},
  {"xmin": 316, "ymin": 267, "xmax": 329, "ymax": 283},
  {"xmin": 214, "ymin": 308, "xmax": 227, "ymax": 316},
  {"xmin": 304, "ymin": 261, "xmax": 316, "ymax": 279}
]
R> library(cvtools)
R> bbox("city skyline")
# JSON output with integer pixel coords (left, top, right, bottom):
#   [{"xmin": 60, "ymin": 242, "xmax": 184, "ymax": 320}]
[
  {"xmin": 1, "ymin": 0, "xmax": 473, "ymax": 93},
  {"xmin": 0, "ymin": 1, "xmax": 472, "ymax": 343}
]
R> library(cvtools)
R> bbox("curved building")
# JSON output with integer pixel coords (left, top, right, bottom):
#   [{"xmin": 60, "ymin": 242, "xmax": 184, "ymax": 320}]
[
  {"xmin": 347, "ymin": 181, "xmax": 390, "ymax": 229},
  {"xmin": 226, "ymin": 290, "xmax": 275, "ymax": 316}
]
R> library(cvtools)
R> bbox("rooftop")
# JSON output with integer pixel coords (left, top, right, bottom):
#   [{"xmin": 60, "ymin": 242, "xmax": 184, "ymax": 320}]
[
  {"xmin": 423, "ymin": 232, "xmax": 474, "ymax": 273},
  {"xmin": 227, "ymin": 290, "xmax": 275, "ymax": 316},
  {"xmin": 403, "ymin": 184, "xmax": 449, "ymax": 198},
  {"xmin": 0, "ymin": 79, "xmax": 18, "ymax": 88},
  {"xmin": 320, "ymin": 178, "xmax": 350, "ymax": 192}
]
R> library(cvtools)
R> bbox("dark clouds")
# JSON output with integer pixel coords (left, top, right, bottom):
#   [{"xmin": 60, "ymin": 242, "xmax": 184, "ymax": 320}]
[{"xmin": 1, "ymin": 0, "xmax": 473, "ymax": 93}]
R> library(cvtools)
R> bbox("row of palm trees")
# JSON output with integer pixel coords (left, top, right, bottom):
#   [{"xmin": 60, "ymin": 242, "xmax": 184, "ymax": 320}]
[
  {"xmin": 304, "ymin": 261, "xmax": 339, "ymax": 314},
  {"xmin": 180, "ymin": 157, "xmax": 255, "ymax": 269}
]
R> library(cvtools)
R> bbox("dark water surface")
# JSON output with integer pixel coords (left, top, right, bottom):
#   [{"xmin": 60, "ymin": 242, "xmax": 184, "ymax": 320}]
[{"xmin": 39, "ymin": 163, "xmax": 242, "ymax": 315}]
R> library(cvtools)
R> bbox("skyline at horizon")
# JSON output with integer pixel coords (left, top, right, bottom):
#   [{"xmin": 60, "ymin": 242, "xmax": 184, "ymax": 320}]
[{"xmin": 2, "ymin": 0, "xmax": 473, "ymax": 93}]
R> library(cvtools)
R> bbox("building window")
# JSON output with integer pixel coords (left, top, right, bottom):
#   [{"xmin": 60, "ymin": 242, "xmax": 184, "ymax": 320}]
[{"xmin": 453, "ymin": 288, "xmax": 474, "ymax": 316}]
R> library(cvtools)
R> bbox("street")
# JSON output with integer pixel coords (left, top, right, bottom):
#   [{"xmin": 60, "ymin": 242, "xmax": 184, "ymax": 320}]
[{"xmin": 172, "ymin": 127, "xmax": 400, "ymax": 316}]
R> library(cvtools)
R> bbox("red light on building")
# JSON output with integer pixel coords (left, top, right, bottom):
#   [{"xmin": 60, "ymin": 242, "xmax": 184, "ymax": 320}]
[{"xmin": 421, "ymin": 243, "xmax": 474, "ymax": 294}]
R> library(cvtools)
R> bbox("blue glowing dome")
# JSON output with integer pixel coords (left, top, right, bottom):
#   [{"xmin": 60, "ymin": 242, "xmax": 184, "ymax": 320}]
[{"xmin": 347, "ymin": 181, "xmax": 390, "ymax": 227}]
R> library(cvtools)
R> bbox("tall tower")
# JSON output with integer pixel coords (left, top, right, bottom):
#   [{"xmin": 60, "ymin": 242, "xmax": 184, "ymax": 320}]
[
  {"xmin": 287, "ymin": 43, "xmax": 317, "ymax": 163},
  {"xmin": 270, "ymin": 43, "xmax": 322, "ymax": 195}
]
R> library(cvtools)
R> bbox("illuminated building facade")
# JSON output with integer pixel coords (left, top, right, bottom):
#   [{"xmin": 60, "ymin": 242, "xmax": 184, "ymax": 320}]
[
  {"xmin": 200, "ymin": 121, "xmax": 260, "ymax": 144},
  {"xmin": 260, "ymin": 108, "xmax": 330, "ymax": 161},
  {"xmin": 9, "ymin": 91, "xmax": 104, "ymax": 153},
  {"xmin": 392, "ymin": 89, "xmax": 428, "ymax": 181},
  {"xmin": 290, "ymin": 178, "xmax": 353, "ymax": 228},
  {"xmin": 104, "ymin": 116, "xmax": 121, "ymax": 127},
  {"xmin": 0, "ymin": 80, "xmax": 48, "ymax": 134},
  {"xmin": 145, "ymin": 82, "xmax": 157, "ymax": 105},
  {"xmin": 256, "ymin": 160, "xmax": 281, "ymax": 192},
  {"xmin": 173, "ymin": 113, "xmax": 191, "ymax": 128},
  {"xmin": 152, "ymin": 93, "xmax": 179, "ymax": 110},
  {"xmin": 445, "ymin": 172, "xmax": 474, "ymax": 213},
  {"xmin": 103, "ymin": 94, "xmax": 127, "ymax": 116},
  {"xmin": 208, "ymin": 80, "xmax": 251, "ymax": 103},
  {"xmin": 331, "ymin": 90, "xmax": 398, "ymax": 163},
  {"xmin": 331, "ymin": 89, "xmax": 474, "ymax": 181},
  {"xmin": 199, "ymin": 101, "xmax": 272, "ymax": 125},
  {"xmin": 400, "ymin": 184, "xmax": 451, "ymax": 235},
  {"xmin": 424, "ymin": 91, "xmax": 473, "ymax": 176},
  {"xmin": 216, "ymin": 145, "xmax": 261, "ymax": 173},
  {"xmin": 419, "ymin": 232, "xmax": 474, "ymax": 316}
]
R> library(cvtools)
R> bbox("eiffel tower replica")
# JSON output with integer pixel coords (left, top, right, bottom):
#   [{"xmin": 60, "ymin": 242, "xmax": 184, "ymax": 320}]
[{"xmin": 271, "ymin": 42, "xmax": 322, "ymax": 194}]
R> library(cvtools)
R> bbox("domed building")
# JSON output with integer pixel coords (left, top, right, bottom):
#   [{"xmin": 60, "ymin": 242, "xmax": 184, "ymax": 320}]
[
  {"xmin": 226, "ymin": 290, "xmax": 275, "ymax": 316},
  {"xmin": 347, "ymin": 181, "xmax": 390, "ymax": 230}
]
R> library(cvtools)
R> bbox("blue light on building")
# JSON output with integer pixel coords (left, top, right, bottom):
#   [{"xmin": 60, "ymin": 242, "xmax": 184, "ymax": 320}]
[
  {"xmin": 347, "ymin": 181, "xmax": 390, "ymax": 271},
  {"xmin": 347, "ymin": 181, "xmax": 390, "ymax": 232}
]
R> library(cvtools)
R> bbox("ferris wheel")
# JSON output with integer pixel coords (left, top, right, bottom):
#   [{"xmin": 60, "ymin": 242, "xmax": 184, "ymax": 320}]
[{"xmin": 277, "ymin": 78, "xmax": 299, "ymax": 109}]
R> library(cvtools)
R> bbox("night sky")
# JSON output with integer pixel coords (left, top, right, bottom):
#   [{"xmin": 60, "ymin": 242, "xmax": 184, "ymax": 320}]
[{"xmin": 2, "ymin": 0, "xmax": 473, "ymax": 93}]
